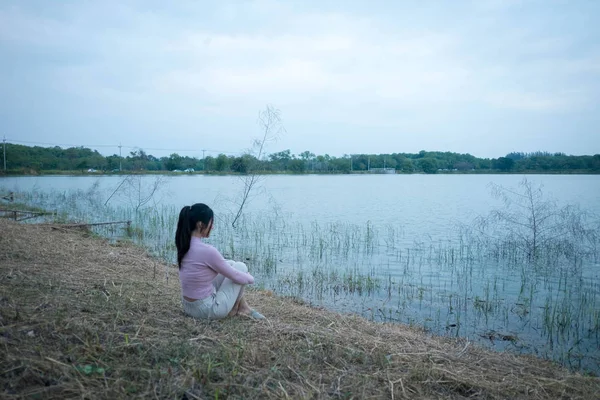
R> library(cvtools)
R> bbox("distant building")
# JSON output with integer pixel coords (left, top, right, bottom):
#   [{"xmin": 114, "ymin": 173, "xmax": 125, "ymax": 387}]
[{"xmin": 367, "ymin": 168, "xmax": 396, "ymax": 174}]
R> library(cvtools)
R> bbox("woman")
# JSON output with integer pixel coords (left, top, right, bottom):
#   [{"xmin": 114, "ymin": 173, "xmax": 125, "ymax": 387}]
[{"xmin": 175, "ymin": 203, "xmax": 265, "ymax": 320}]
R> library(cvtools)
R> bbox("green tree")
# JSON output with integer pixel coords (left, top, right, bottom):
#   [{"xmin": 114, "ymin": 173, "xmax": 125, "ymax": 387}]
[
  {"xmin": 299, "ymin": 151, "xmax": 315, "ymax": 160},
  {"xmin": 203, "ymin": 156, "xmax": 215, "ymax": 171},
  {"xmin": 269, "ymin": 150, "xmax": 292, "ymax": 170},
  {"xmin": 454, "ymin": 161, "xmax": 474, "ymax": 171},
  {"xmin": 165, "ymin": 153, "xmax": 183, "ymax": 171},
  {"xmin": 418, "ymin": 158, "xmax": 437, "ymax": 174},
  {"xmin": 231, "ymin": 156, "xmax": 249, "ymax": 173},
  {"xmin": 128, "ymin": 149, "xmax": 149, "ymax": 170},
  {"xmin": 288, "ymin": 158, "xmax": 306, "ymax": 173},
  {"xmin": 494, "ymin": 157, "xmax": 515, "ymax": 171},
  {"xmin": 77, "ymin": 160, "xmax": 89, "ymax": 172},
  {"xmin": 215, "ymin": 154, "xmax": 230, "ymax": 172},
  {"xmin": 402, "ymin": 159, "xmax": 414, "ymax": 173}
]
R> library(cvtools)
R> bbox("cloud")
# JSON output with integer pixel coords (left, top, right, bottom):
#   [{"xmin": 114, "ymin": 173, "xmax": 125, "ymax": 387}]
[
  {"xmin": 3, "ymin": 1, "xmax": 595, "ymax": 116},
  {"xmin": 156, "ymin": 19, "xmax": 472, "ymax": 118},
  {"xmin": 485, "ymin": 90, "xmax": 570, "ymax": 111},
  {"xmin": 0, "ymin": 0, "xmax": 598, "ymax": 156}
]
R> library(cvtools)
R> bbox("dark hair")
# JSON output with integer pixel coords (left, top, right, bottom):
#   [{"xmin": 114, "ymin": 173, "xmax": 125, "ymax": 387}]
[{"xmin": 175, "ymin": 203, "xmax": 214, "ymax": 268}]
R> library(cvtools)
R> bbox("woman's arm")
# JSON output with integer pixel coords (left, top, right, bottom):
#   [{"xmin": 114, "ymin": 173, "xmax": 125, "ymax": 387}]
[{"xmin": 207, "ymin": 246, "xmax": 255, "ymax": 285}]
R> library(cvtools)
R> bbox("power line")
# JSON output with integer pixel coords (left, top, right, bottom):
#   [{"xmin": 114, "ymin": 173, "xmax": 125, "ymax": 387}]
[
  {"xmin": 8, "ymin": 139, "xmax": 117, "ymax": 148},
  {"xmin": 121, "ymin": 145, "xmax": 239, "ymax": 155},
  {"xmin": 6, "ymin": 138, "xmax": 241, "ymax": 155}
]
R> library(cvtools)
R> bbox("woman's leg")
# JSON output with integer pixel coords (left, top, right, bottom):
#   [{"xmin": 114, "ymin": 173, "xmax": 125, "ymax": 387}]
[
  {"xmin": 214, "ymin": 260, "xmax": 243, "ymax": 316},
  {"xmin": 233, "ymin": 287, "xmax": 253, "ymax": 316},
  {"xmin": 237, "ymin": 292, "xmax": 252, "ymax": 314},
  {"xmin": 228, "ymin": 286, "xmax": 246, "ymax": 317},
  {"xmin": 212, "ymin": 261, "xmax": 263, "ymax": 319},
  {"xmin": 211, "ymin": 261, "xmax": 250, "ymax": 319}
]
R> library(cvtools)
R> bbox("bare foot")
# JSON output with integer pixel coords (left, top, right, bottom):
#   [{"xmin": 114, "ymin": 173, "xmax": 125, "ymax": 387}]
[
  {"xmin": 237, "ymin": 305, "xmax": 265, "ymax": 319},
  {"xmin": 236, "ymin": 304, "xmax": 252, "ymax": 316}
]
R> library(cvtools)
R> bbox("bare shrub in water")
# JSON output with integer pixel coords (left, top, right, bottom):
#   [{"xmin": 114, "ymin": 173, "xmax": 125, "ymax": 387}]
[
  {"xmin": 476, "ymin": 178, "xmax": 599, "ymax": 263},
  {"xmin": 105, "ymin": 174, "xmax": 166, "ymax": 214},
  {"xmin": 231, "ymin": 105, "xmax": 285, "ymax": 228}
]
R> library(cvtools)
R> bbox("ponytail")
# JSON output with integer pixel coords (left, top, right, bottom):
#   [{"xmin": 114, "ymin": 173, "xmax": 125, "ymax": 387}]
[
  {"xmin": 175, "ymin": 206, "xmax": 191, "ymax": 268},
  {"xmin": 175, "ymin": 204, "xmax": 214, "ymax": 268}
]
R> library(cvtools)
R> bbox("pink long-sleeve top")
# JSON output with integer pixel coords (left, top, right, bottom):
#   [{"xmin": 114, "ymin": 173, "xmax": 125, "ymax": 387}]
[{"xmin": 179, "ymin": 236, "xmax": 254, "ymax": 300}]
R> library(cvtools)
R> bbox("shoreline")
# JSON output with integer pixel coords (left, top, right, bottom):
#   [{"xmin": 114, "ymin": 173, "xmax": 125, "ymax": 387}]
[
  {"xmin": 1, "ymin": 169, "xmax": 599, "ymax": 177},
  {"xmin": 1, "ymin": 219, "xmax": 598, "ymax": 399}
]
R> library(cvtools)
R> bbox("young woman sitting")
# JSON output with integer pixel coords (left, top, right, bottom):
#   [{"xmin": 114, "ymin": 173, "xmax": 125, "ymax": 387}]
[{"xmin": 175, "ymin": 203, "xmax": 265, "ymax": 320}]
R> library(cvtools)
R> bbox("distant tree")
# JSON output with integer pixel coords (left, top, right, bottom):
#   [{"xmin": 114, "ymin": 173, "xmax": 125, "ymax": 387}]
[
  {"xmin": 4, "ymin": 142, "xmax": 599, "ymax": 175},
  {"xmin": 402, "ymin": 159, "xmax": 414, "ymax": 173},
  {"xmin": 299, "ymin": 151, "xmax": 315, "ymax": 160},
  {"xmin": 145, "ymin": 155, "xmax": 161, "ymax": 171},
  {"xmin": 203, "ymin": 156, "xmax": 215, "ymax": 171},
  {"xmin": 418, "ymin": 158, "xmax": 437, "ymax": 174},
  {"xmin": 327, "ymin": 157, "xmax": 349, "ymax": 173},
  {"xmin": 506, "ymin": 152, "xmax": 525, "ymax": 161},
  {"xmin": 269, "ymin": 150, "xmax": 292, "ymax": 170},
  {"xmin": 215, "ymin": 154, "xmax": 230, "ymax": 172},
  {"xmin": 77, "ymin": 160, "xmax": 88, "ymax": 172},
  {"xmin": 592, "ymin": 155, "xmax": 600, "ymax": 171},
  {"xmin": 165, "ymin": 153, "xmax": 183, "ymax": 171},
  {"xmin": 299, "ymin": 150, "xmax": 315, "ymax": 171},
  {"xmin": 288, "ymin": 158, "xmax": 306, "ymax": 173},
  {"xmin": 231, "ymin": 156, "xmax": 249, "ymax": 173},
  {"xmin": 478, "ymin": 159, "xmax": 492, "ymax": 170},
  {"xmin": 128, "ymin": 149, "xmax": 149, "ymax": 170},
  {"xmin": 106, "ymin": 155, "xmax": 120, "ymax": 171},
  {"xmin": 494, "ymin": 157, "xmax": 515, "ymax": 171},
  {"xmin": 181, "ymin": 156, "xmax": 198, "ymax": 170},
  {"xmin": 454, "ymin": 161, "xmax": 474, "ymax": 171}
]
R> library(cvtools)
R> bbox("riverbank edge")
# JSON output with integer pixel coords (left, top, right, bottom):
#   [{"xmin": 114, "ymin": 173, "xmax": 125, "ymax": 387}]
[
  {"xmin": 1, "ymin": 219, "xmax": 598, "ymax": 399},
  {"xmin": 1, "ymin": 169, "xmax": 599, "ymax": 177}
]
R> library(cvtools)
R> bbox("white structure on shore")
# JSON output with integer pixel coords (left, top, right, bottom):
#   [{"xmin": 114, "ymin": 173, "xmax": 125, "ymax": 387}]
[{"xmin": 368, "ymin": 168, "xmax": 396, "ymax": 174}]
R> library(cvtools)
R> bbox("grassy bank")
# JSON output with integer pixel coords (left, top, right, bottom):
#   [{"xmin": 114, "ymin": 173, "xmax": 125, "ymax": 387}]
[{"xmin": 1, "ymin": 220, "xmax": 598, "ymax": 399}]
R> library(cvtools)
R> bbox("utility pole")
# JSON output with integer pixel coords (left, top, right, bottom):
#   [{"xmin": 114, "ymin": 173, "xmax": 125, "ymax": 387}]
[
  {"xmin": 2, "ymin": 136, "xmax": 6, "ymax": 171},
  {"xmin": 118, "ymin": 143, "xmax": 122, "ymax": 171}
]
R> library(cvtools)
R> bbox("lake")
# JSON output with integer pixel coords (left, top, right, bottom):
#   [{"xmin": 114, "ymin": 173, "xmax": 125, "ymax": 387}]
[{"xmin": 2, "ymin": 173, "xmax": 599, "ymax": 373}]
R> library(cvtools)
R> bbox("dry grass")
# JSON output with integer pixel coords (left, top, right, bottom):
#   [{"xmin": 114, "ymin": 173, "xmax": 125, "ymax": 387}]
[{"xmin": 0, "ymin": 219, "xmax": 598, "ymax": 399}]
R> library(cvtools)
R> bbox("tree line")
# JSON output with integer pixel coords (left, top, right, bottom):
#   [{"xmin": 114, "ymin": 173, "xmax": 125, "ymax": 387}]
[{"xmin": 2, "ymin": 143, "xmax": 599, "ymax": 174}]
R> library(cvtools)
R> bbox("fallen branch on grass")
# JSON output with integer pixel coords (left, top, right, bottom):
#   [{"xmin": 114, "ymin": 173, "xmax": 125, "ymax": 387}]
[
  {"xmin": 0, "ymin": 209, "xmax": 53, "ymax": 221},
  {"xmin": 45, "ymin": 220, "xmax": 132, "ymax": 229}
]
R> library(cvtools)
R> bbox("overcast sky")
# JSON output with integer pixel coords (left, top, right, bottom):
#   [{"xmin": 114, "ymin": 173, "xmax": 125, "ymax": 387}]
[{"xmin": 1, "ymin": 0, "xmax": 599, "ymax": 159}]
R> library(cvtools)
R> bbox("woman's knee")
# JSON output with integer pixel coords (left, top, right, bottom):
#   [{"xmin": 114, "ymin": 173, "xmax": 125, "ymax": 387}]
[{"xmin": 232, "ymin": 261, "xmax": 248, "ymax": 273}]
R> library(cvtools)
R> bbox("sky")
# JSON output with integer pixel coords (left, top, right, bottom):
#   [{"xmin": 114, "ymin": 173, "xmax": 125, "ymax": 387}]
[{"xmin": 0, "ymin": 0, "xmax": 599, "ymax": 159}]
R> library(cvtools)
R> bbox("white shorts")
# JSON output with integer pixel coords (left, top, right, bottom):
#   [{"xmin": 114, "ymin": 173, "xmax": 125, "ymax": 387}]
[{"xmin": 182, "ymin": 260, "xmax": 248, "ymax": 320}]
